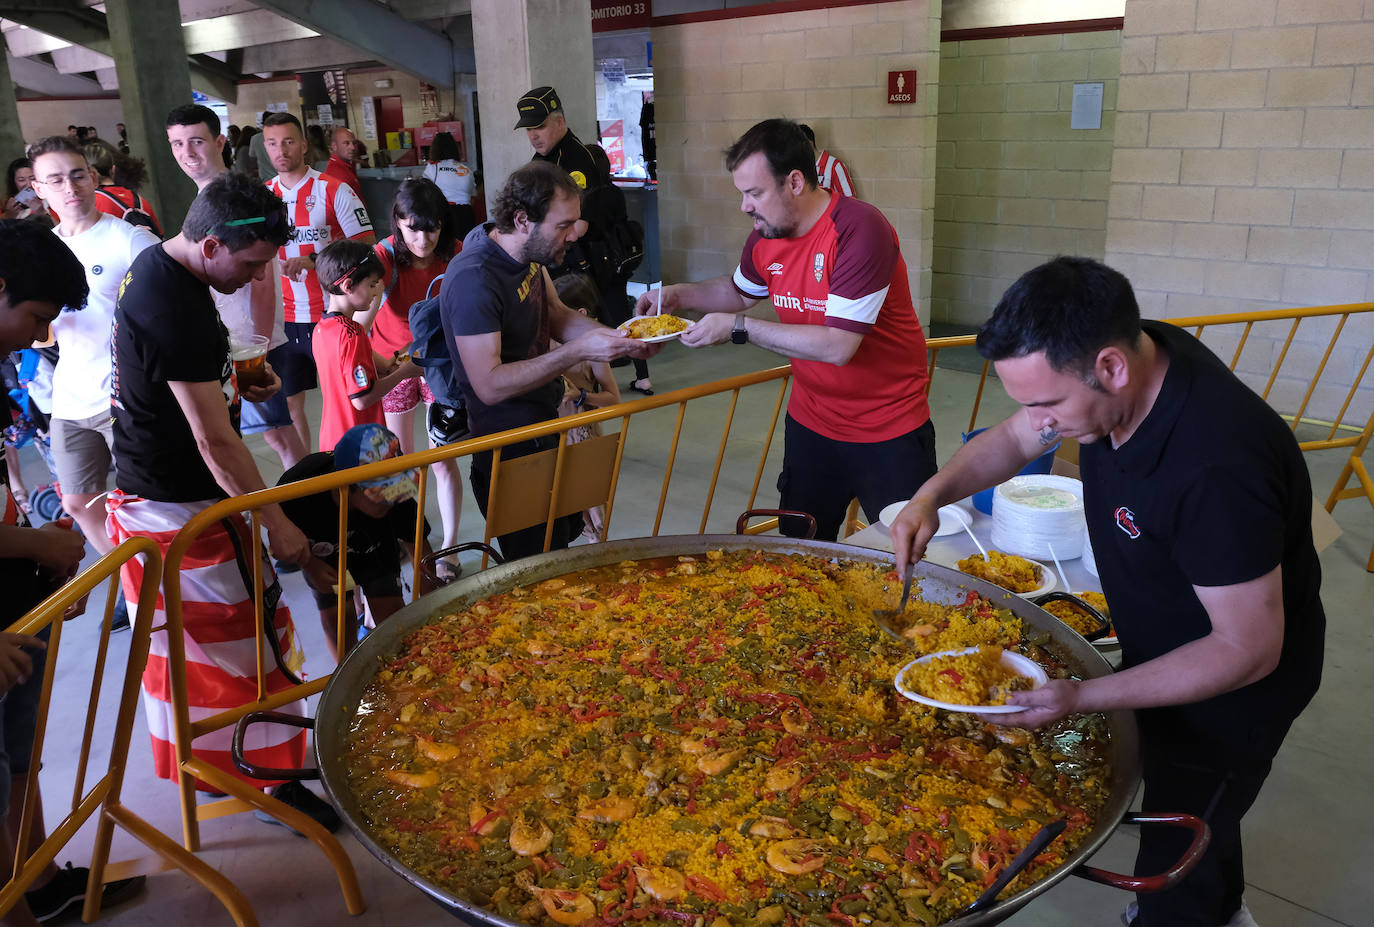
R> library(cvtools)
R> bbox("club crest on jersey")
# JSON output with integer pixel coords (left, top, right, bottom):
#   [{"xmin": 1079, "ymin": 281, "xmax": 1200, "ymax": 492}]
[
  {"xmin": 1114, "ymin": 506, "xmax": 1141, "ymax": 539},
  {"xmin": 353, "ymin": 365, "xmax": 370, "ymax": 388},
  {"xmin": 813, "ymin": 252, "xmax": 825, "ymax": 283},
  {"xmin": 304, "ymin": 194, "xmax": 317, "ymax": 209},
  {"xmin": 766, "ymin": 262, "xmax": 785, "ymax": 275}
]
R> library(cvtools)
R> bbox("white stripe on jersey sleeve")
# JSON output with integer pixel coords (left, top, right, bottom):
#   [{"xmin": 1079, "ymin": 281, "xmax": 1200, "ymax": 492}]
[
  {"xmin": 332, "ymin": 182, "xmax": 373, "ymax": 237},
  {"xmin": 733, "ymin": 265, "xmax": 769, "ymax": 299},
  {"xmin": 826, "ymin": 286, "xmax": 888, "ymax": 326}
]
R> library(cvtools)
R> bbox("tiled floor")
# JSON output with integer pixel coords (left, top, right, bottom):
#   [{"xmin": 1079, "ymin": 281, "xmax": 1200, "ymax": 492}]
[{"xmin": 17, "ymin": 335, "xmax": 1372, "ymax": 927}]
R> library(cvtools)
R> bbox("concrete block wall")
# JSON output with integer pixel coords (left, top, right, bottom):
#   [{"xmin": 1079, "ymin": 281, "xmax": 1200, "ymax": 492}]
[
  {"xmin": 932, "ymin": 29, "xmax": 1121, "ymax": 325},
  {"xmin": 652, "ymin": 0, "xmax": 941, "ymax": 320},
  {"xmin": 1106, "ymin": 0, "xmax": 1374, "ymax": 425}
]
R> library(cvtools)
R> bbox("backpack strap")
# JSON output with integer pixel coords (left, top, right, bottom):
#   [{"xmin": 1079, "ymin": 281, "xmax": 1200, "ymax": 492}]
[{"xmin": 379, "ymin": 237, "xmax": 398, "ymax": 305}]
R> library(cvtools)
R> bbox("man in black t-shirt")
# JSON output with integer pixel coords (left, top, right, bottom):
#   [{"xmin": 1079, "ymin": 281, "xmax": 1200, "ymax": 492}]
[
  {"xmin": 891, "ymin": 257, "xmax": 1324, "ymax": 927},
  {"xmin": 109, "ymin": 173, "xmax": 338, "ymax": 832},
  {"xmin": 440, "ymin": 161, "xmax": 654, "ymax": 560},
  {"xmin": 277, "ymin": 424, "xmax": 434, "ymax": 659}
]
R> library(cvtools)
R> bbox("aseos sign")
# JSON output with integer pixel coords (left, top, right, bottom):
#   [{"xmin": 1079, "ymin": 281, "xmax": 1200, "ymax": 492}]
[
  {"xmin": 888, "ymin": 70, "xmax": 917, "ymax": 105},
  {"xmin": 591, "ymin": 0, "xmax": 651, "ymax": 33}
]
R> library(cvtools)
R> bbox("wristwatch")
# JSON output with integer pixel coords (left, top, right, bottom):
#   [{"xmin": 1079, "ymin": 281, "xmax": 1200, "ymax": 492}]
[{"xmin": 731, "ymin": 315, "xmax": 748, "ymax": 345}]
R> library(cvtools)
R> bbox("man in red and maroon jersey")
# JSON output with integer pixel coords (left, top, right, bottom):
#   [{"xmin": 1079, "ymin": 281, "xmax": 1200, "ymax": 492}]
[
  {"xmin": 322, "ymin": 126, "xmax": 364, "ymax": 200},
  {"xmin": 635, "ymin": 118, "xmax": 935, "ymax": 541}
]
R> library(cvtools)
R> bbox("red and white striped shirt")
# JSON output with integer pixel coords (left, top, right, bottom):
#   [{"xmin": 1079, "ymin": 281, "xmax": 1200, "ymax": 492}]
[
  {"xmin": 816, "ymin": 150, "xmax": 854, "ymax": 198},
  {"xmin": 266, "ymin": 168, "xmax": 373, "ymax": 323}
]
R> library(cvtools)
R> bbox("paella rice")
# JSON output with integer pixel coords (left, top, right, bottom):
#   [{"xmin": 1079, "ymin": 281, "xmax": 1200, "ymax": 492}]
[
  {"xmin": 954, "ymin": 551, "xmax": 1042, "ymax": 594},
  {"xmin": 1042, "ymin": 592, "xmax": 1112, "ymax": 638},
  {"xmin": 622, "ymin": 315, "xmax": 691, "ymax": 339},
  {"xmin": 344, "ymin": 550, "xmax": 1111, "ymax": 927},
  {"xmin": 902, "ymin": 647, "xmax": 1035, "ymax": 706}
]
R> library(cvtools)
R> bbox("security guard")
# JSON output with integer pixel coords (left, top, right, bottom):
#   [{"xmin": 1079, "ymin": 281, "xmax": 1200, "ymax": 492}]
[{"xmin": 515, "ymin": 85, "xmax": 599, "ymax": 191}]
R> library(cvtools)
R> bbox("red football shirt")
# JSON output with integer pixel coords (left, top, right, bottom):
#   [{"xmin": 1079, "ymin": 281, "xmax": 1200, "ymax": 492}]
[
  {"xmin": 370, "ymin": 236, "xmax": 449, "ymax": 356},
  {"xmin": 733, "ymin": 193, "xmax": 930, "ymax": 443},
  {"xmin": 322, "ymin": 155, "xmax": 364, "ymax": 200},
  {"xmin": 312, "ymin": 311, "xmax": 384, "ymax": 452}
]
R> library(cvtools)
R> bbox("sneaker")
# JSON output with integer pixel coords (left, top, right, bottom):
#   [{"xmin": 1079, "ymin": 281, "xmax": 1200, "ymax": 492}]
[
  {"xmin": 1121, "ymin": 901, "xmax": 1138, "ymax": 927},
  {"xmin": 25, "ymin": 862, "xmax": 146, "ymax": 922},
  {"xmin": 254, "ymin": 779, "xmax": 340, "ymax": 836},
  {"xmin": 1226, "ymin": 901, "xmax": 1259, "ymax": 927}
]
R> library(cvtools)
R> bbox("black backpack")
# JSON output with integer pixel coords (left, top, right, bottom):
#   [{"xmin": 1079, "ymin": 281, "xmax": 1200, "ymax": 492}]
[
  {"xmin": 406, "ymin": 273, "xmax": 464, "ymax": 410},
  {"xmin": 95, "ymin": 187, "xmax": 161, "ymax": 235}
]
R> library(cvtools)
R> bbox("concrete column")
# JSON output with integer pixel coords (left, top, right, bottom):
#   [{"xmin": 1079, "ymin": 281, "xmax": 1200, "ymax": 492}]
[
  {"xmin": 471, "ymin": 0, "xmax": 595, "ymax": 209},
  {"xmin": 0, "ymin": 40, "xmax": 25, "ymax": 163},
  {"xmin": 105, "ymin": 0, "xmax": 196, "ymax": 232}
]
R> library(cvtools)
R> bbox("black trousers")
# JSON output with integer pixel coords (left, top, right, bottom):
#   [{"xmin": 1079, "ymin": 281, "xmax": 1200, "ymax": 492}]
[
  {"xmin": 469, "ymin": 435, "xmax": 581, "ymax": 562},
  {"xmin": 1132, "ymin": 716, "xmax": 1292, "ymax": 926},
  {"xmin": 777, "ymin": 415, "xmax": 937, "ymax": 542}
]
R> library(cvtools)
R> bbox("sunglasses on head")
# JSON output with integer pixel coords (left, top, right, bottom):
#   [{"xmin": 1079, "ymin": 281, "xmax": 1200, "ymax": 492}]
[{"xmin": 331, "ymin": 252, "xmax": 374, "ymax": 290}]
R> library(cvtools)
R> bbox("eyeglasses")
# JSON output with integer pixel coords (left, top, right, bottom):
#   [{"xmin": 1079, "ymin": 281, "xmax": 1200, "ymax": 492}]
[
  {"xmin": 35, "ymin": 169, "xmax": 91, "ymax": 189},
  {"xmin": 331, "ymin": 252, "xmax": 374, "ymax": 289}
]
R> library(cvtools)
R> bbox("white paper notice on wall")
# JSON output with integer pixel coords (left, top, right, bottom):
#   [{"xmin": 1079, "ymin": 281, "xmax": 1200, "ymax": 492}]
[
  {"xmin": 1071, "ymin": 83, "xmax": 1104, "ymax": 130},
  {"xmin": 318, "ymin": 104, "xmax": 334, "ymax": 126},
  {"xmin": 361, "ymin": 96, "xmax": 377, "ymax": 140}
]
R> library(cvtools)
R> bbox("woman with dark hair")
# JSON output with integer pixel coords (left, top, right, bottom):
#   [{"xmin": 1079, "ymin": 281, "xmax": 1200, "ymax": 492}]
[
  {"xmin": 359, "ymin": 177, "xmax": 465, "ymax": 579},
  {"xmin": 3, "ymin": 158, "xmax": 45, "ymax": 221},
  {"xmin": 422, "ymin": 131, "xmax": 477, "ymax": 239},
  {"xmin": 582, "ymin": 144, "xmax": 652, "ymax": 394},
  {"xmin": 81, "ymin": 138, "xmax": 162, "ymax": 235},
  {"xmin": 233, "ymin": 126, "xmax": 260, "ymax": 180}
]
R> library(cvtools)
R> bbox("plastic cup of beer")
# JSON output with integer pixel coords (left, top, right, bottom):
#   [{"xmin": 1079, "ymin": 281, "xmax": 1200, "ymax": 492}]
[{"xmin": 230, "ymin": 335, "xmax": 272, "ymax": 390}]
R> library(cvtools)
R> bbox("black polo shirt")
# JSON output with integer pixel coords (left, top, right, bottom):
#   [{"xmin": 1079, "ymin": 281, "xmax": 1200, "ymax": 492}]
[
  {"xmin": 1080, "ymin": 321, "xmax": 1324, "ymax": 761},
  {"xmin": 532, "ymin": 129, "xmax": 599, "ymax": 191}
]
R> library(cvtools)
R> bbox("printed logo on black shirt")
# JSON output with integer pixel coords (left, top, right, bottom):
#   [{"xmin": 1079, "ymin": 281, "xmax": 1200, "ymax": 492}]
[{"xmin": 1114, "ymin": 505, "xmax": 1141, "ymax": 539}]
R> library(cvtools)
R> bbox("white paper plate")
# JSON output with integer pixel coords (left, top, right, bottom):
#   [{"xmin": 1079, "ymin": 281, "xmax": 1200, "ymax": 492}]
[
  {"xmin": 877, "ymin": 501, "xmax": 972, "ymax": 536},
  {"xmin": 952, "ymin": 554, "xmax": 1056, "ymax": 598},
  {"xmin": 618, "ymin": 317, "xmax": 694, "ymax": 343},
  {"xmin": 894, "ymin": 647, "xmax": 1049, "ymax": 714}
]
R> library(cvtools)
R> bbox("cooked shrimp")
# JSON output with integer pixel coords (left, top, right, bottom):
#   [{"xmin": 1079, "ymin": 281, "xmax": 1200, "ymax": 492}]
[
  {"xmin": 539, "ymin": 889, "xmax": 596, "ymax": 925},
  {"xmin": 679, "ymin": 734, "xmax": 710, "ymax": 756},
  {"xmin": 902, "ymin": 623, "xmax": 937, "ymax": 639},
  {"xmin": 697, "ymin": 747, "xmax": 744, "ymax": 776},
  {"xmin": 748, "ymin": 816, "xmax": 796, "ymax": 839},
  {"xmin": 527, "ymin": 639, "xmax": 563, "ymax": 657},
  {"xmin": 415, "ymin": 738, "xmax": 461, "ymax": 761},
  {"xmin": 509, "ymin": 814, "xmax": 553, "ymax": 856},
  {"xmin": 577, "ymin": 796, "xmax": 637, "ymax": 823},
  {"xmin": 781, "ymin": 709, "xmax": 810, "ymax": 736},
  {"xmin": 383, "ymin": 769, "xmax": 438, "ymax": 789},
  {"xmin": 991, "ymin": 726, "xmax": 1032, "ymax": 748},
  {"xmin": 764, "ymin": 763, "xmax": 803, "ymax": 792},
  {"xmin": 469, "ymin": 801, "xmax": 503, "ymax": 835},
  {"xmin": 766, "ymin": 839, "xmax": 826, "ymax": 875},
  {"xmin": 633, "ymin": 865, "xmax": 686, "ymax": 902}
]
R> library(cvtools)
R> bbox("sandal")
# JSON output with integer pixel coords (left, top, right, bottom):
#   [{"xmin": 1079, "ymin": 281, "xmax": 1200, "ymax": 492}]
[{"xmin": 629, "ymin": 379, "xmax": 654, "ymax": 396}]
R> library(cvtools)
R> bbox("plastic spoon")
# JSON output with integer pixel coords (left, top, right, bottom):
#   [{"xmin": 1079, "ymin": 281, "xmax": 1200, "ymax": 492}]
[
  {"xmin": 1047, "ymin": 541, "xmax": 1067, "ymax": 593},
  {"xmin": 955, "ymin": 509, "xmax": 988, "ymax": 559}
]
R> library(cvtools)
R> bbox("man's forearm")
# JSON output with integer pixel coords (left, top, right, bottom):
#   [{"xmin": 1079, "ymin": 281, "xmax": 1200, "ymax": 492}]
[
  {"xmin": 473, "ymin": 343, "xmax": 580, "ymax": 406},
  {"xmin": 1074, "ymin": 631, "xmax": 1274, "ymax": 713},
  {"xmin": 196, "ymin": 432, "xmax": 293, "ymax": 532},
  {"xmin": 913, "ymin": 421, "xmax": 1039, "ymax": 507},
  {"xmin": 742, "ymin": 318, "xmax": 862, "ymax": 365},
  {"xmin": 250, "ymin": 271, "xmax": 278, "ymax": 339},
  {"xmin": 672, "ymin": 276, "xmax": 753, "ymax": 314}
]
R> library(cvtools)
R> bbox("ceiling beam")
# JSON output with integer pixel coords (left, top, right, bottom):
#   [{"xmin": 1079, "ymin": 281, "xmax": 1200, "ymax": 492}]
[
  {"xmin": 240, "ymin": 33, "xmax": 374, "ymax": 75},
  {"xmin": 182, "ymin": 9, "xmax": 316, "ymax": 55},
  {"xmin": 253, "ymin": 0, "xmax": 455, "ymax": 88},
  {"xmin": 0, "ymin": 2, "xmax": 238, "ymax": 101},
  {"xmin": 8, "ymin": 50, "xmax": 108, "ymax": 96},
  {"xmin": 387, "ymin": 0, "xmax": 472, "ymax": 18}
]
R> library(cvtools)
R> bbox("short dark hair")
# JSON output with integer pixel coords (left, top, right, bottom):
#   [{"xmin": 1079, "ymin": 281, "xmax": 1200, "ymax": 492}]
[
  {"xmin": 5, "ymin": 158, "xmax": 33, "ymax": 199},
  {"xmin": 262, "ymin": 112, "xmax": 303, "ymax": 135},
  {"xmin": 798, "ymin": 123, "xmax": 816, "ymax": 145},
  {"xmin": 390, "ymin": 177, "xmax": 457, "ymax": 267},
  {"xmin": 724, "ymin": 118, "xmax": 818, "ymax": 188},
  {"xmin": 166, "ymin": 103, "xmax": 221, "ymax": 137},
  {"xmin": 975, "ymin": 256, "xmax": 1143, "ymax": 378},
  {"xmin": 554, "ymin": 273, "xmax": 600, "ymax": 316},
  {"xmin": 490, "ymin": 161, "xmax": 582, "ymax": 234},
  {"xmin": 0, "ymin": 219, "xmax": 88, "ymax": 313},
  {"xmin": 183, "ymin": 171, "xmax": 292, "ymax": 251},
  {"xmin": 316, "ymin": 239, "xmax": 382, "ymax": 295},
  {"xmin": 82, "ymin": 138, "xmax": 150, "ymax": 189},
  {"xmin": 28, "ymin": 136, "xmax": 85, "ymax": 164}
]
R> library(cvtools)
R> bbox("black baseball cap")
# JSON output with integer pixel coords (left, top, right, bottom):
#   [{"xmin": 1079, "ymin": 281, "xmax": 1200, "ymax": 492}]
[{"xmin": 514, "ymin": 86, "xmax": 563, "ymax": 129}]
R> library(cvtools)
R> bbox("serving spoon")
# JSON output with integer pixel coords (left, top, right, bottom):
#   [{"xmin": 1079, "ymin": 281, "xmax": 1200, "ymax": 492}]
[{"xmin": 872, "ymin": 562, "xmax": 915, "ymax": 641}]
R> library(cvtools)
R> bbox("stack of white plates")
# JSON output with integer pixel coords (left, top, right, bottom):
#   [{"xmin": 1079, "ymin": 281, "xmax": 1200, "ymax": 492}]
[{"xmin": 990, "ymin": 474, "xmax": 1086, "ymax": 561}]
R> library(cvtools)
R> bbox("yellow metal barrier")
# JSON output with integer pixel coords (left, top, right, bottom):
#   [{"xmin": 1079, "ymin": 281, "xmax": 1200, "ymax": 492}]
[
  {"xmin": 0, "ymin": 539, "xmax": 258, "ymax": 926},
  {"xmin": 149, "ymin": 301, "xmax": 1374, "ymax": 902}
]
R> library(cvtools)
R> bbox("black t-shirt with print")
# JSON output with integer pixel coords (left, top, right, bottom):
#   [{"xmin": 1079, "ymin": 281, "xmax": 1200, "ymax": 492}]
[
  {"xmin": 1080, "ymin": 320, "xmax": 1324, "ymax": 761},
  {"xmin": 277, "ymin": 452, "xmax": 426, "ymax": 585},
  {"xmin": 112, "ymin": 244, "xmax": 238, "ymax": 502},
  {"xmin": 440, "ymin": 225, "xmax": 562, "ymax": 438}
]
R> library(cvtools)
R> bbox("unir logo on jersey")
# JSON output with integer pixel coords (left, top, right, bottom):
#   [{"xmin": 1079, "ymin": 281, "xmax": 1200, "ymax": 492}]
[
  {"xmin": 813, "ymin": 252, "xmax": 825, "ymax": 283},
  {"xmin": 1114, "ymin": 506, "xmax": 1141, "ymax": 539}
]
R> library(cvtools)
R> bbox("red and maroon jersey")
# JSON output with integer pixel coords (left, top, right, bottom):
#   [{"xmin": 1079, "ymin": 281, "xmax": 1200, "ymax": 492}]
[
  {"xmin": 312, "ymin": 311, "xmax": 384, "ymax": 452},
  {"xmin": 733, "ymin": 193, "xmax": 930, "ymax": 443}
]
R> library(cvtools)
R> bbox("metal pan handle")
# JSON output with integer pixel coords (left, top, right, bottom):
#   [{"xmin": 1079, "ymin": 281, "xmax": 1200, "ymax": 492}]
[
  {"xmin": 735, "ymin": 509, "xmax": 818, "ymax": 539},
  {"xmin": 962, "ymin": 818, "xmax": 1067, "ymax": 915},
  {"xmin": 1072, "ymin": 812, "xmax": 1211, "ymax": 892},
  {"xmin": 232, "ymin": 710, "xmax": 318, "ymax": 781},
  {"xmin": 420, "ymin": 541, "xmax": 505, "ymax": 585},
  {"xmin": 1032, "ymin": 590, "xmax": 1113, "ymax": 641}
]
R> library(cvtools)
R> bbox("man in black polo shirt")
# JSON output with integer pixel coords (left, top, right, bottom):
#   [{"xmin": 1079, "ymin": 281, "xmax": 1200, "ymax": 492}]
[
  {"xmin": 515, "ymin": 85, "xmax": 599, "ymax": 192},
  {"xmin": 891, "ymin": 257, "xmax": 1324, "ymax": 927}
]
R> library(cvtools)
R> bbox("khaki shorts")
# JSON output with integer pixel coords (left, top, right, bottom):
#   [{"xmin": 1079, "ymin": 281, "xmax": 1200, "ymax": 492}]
[{"xmin": 50, "ymin": 412, "xmax": 115, "ymax": 496}]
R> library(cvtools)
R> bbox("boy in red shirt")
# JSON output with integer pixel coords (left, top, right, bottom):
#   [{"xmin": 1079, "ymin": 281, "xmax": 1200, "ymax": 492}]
[{"xmin": 311, "ymin": 240, "xmax": 420, "ymax": 451}]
